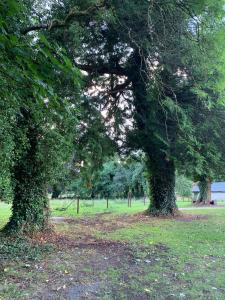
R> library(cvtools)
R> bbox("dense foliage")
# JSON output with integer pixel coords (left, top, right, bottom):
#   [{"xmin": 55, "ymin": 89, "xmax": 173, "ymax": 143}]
[{"xmin": 68, "ymin": 155, "xmax": 148, "ymax": 199}]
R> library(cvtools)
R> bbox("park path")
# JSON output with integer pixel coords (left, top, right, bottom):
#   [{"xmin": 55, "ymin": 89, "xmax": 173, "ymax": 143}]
[{"xmin": 180, "ymin": 206, "xmax": 225, "ymax": 210}]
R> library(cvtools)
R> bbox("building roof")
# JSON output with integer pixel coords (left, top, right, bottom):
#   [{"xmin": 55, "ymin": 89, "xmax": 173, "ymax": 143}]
[{"xmin": 192, "ymin": 182, "xmax": 225, "ymax": 193}]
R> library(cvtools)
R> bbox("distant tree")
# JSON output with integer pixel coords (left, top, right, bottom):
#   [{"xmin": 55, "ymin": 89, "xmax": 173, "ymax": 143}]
[
  {"xmin": 51, "ymin": 184, "xmax": 63, "ymax": 199},
  {"xmin": 180, "ymin": 104, "xmax": 225, "ymax": 204},
  {"xmin": 175, "ymin": 174, "xmax": 192, "ymax": 199},
  {"xmin": 67, "ymin": 154, "xmax": 147, "ymax": 199}
]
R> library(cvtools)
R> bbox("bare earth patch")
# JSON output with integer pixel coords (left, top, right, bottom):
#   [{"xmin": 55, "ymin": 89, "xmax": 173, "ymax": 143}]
[
  {"xmin": 52, "ymin": 211, "xmax": 209, "ymax": 229},
  {"xmin": 173, "ymin": 214, "xmax": 209, "ymax": 222},
  {"xmin": 52, "ymin": 212, "xmax": 150, "ymax": 231},
  {"xmin": 25, "ymin": 214, "xmax": 171, "ymax": 299}
]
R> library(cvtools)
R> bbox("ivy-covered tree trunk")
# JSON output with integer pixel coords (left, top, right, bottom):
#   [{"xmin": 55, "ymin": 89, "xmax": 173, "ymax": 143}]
[
  {"xmin": 130, "ymin": 51, "xmax": 177, "ymax": 216},
  {"xmin": 197, "ymin": 177, "xmax": 211, "ymax": 204},
  {"xmin": 146, "ymin": 154, "xmax": 177, "ymax": 216},
  {"xmin": 3, "ymin": 108, "xmax": 49, "ymax": 234}
]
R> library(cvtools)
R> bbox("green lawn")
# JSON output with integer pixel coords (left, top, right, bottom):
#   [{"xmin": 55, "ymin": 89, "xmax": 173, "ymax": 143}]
[
  {"xmin": 2, "ymin": 200, "xmax": 225, "ymax": 299},
  {"xmin": 0, "ymin": 200, "xmax": 225, "ymax": 300},
  {"xmin": 97, "ymin": 208, "xmax": 225, "ymax": 299}
]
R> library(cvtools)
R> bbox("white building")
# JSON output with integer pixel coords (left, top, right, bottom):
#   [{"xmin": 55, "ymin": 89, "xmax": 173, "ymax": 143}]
[{"xmin": 192, "ymin": 182, "xmax": 225, "ymax": 201}]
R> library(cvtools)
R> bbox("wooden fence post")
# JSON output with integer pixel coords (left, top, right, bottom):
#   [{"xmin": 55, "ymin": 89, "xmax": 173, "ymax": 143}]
[
  {"xmin": 77, "ymin": 198, "xmax": 80, "ymax": 214},
  {"xmin": 128, "ymin": 191, "xmax": 132, "ymax": 207},
  {"xmin": 106, "ymin": 198, "xmax": 109, "ymax": 208}
]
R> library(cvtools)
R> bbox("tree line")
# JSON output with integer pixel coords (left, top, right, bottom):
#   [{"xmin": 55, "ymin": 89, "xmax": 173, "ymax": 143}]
[{"xmin": 52, "ymin": 155, "xmax": 192, "ymax": 200}]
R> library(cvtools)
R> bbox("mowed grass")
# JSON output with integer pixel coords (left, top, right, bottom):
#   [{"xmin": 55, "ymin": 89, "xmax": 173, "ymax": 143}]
[
  {"xmin": 1, "ymin": 201, "xmax": 225, "ymax": 298},
  {"xmin": 98, "ymin": 209, "xmax": 225, "ymax": 299}
]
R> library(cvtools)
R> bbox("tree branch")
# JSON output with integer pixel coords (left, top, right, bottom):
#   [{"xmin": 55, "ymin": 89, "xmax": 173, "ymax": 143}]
[
  {"xmin": 21, "ymin": 4, "xmax": 103, "ymax": 35},
  {"xmin": 75, "ymin": 62, "xmax": 128, "ymax": 76},
  {"xmin": 108, "ymin": 78, "xmax": 132, "ymax": 95}
]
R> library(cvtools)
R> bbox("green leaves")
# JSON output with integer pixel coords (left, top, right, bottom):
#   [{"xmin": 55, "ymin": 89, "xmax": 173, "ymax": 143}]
[{"xmin": 0, "ymin": 0, "xmax": 21, "ymax": 17}]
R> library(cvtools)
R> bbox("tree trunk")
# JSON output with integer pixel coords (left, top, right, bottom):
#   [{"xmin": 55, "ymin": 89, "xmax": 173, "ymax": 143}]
[
  {"xmin": 208, "ymin": 181, "xmax": 212, "ymax": 203},
  {"xmin": 3, "ymin": 108, "xmax": 49, "ymax": 234},
  {"xmin": 51, "ymin": 184, "xmax": 62, "ymax": 199},
  {"xmin": 197, "ymin": 177, "xmax": 211, "ymax": 204},
  {"xmin": 146, "ymin": 154, "xmax": 178, "ymax": 216}
]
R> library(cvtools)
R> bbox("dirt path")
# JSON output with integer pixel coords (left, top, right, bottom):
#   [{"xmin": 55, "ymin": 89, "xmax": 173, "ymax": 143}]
[
  {"xmin": 51, "ymin": 210, "xmax": 208, "ymax": 226},
  {"xmin": 33, "ymin": 214, "xmax": 153, "ymax": 299}
]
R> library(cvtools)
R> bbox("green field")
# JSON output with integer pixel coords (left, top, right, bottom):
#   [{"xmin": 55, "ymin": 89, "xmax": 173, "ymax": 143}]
[{"xmin": 0, "ymin": 198, "xmax": 193, "ymax": 226}]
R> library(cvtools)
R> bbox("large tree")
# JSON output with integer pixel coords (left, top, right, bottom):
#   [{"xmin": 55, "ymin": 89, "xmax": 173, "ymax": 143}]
[{"xmin": 1, "ymin": 0, "xmax": 80, "ymax": 234}]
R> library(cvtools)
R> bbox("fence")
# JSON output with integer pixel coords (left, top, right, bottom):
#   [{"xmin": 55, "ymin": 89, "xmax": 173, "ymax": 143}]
[{"xmin": 52, "ymin": 196, "xmax": 192, "ymax": 215}]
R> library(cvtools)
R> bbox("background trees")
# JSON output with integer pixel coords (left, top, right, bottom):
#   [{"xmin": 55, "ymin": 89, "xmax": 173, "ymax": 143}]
[
  {"xmin": 67, "ymin": 155, "xmax": 147, "ymax": 199},
  {"xmin": 178, "ymin": 103, "xmax": 225, "ymax": 204},
  {"xmin": 63, "ymin": 155, "xmax": 192, "ymax": 200}
]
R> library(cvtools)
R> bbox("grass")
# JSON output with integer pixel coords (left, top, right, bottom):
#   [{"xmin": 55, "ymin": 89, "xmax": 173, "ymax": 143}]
[
  {"xmin": 0, "ymin": 198, "xmax": 193, "ymax": 226},
  {"xmin": 0, "ymin": 202, "xmax": 12, "ymax": 228},
  {"xmin": 1, "ymin": 200, "xmax": 225, "ymax": 299},
  {"xmin": 99, "ymin": 209, "xmax": 225, "ymax": 299}
]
